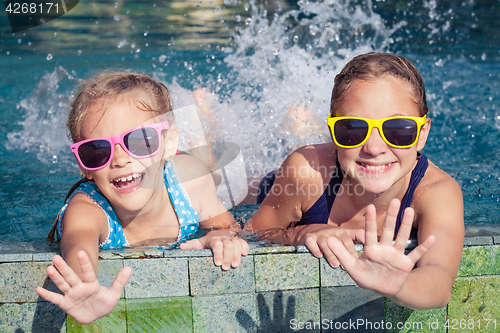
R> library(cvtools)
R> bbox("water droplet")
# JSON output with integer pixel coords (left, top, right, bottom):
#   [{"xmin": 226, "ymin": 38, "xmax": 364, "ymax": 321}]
[
  {"xmin": 47, "ymin": 54, "xmax": 53, "ymax": 60},
  {"xmin": 114, "ymin": 14, "xmax": 120, "ymax": 21},
  {"xmin": 159, "ymin": 54, "xmax": 167, "ymax": 63},
  {"xmin": 293, "ymin": 35, "xmax": 299, "ymax": 42},
  {"xmin": 245, "ymin": 17, "xmax": 252, "ymax": 25},
  {"xmin": 481, "ymin": 53, "xmax": 487, "ymax": 61}
]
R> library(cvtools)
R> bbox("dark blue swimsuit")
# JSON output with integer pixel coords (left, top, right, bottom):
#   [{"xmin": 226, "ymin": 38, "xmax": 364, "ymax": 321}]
[{"xmin": 258, "ymin": 155, "xmax": 428, "ymax": 237}]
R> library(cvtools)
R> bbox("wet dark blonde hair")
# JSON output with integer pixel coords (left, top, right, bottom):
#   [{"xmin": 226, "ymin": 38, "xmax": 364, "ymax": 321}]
[
  {"xmin": 68, "ymin": 71, "xmax": 173, "ymax": 142},
  {"xmin": 331, "ymin": 52, "xmax": 428, "ymax": 116},
  {"xmin": 48, "ymin": 71, "xmax": 173, "ymax": 244}
]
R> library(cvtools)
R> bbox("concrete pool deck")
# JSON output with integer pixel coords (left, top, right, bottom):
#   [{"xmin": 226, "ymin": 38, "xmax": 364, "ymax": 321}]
[{"xmin": 1, "ymin": 225, "xmax": 499, "ymax": 332}]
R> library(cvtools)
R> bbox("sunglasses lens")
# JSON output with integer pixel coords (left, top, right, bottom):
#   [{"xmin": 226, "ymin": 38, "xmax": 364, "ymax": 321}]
[
  {"xmin": 78, "ymin": 140, "xmax": 112, "ymax": 169},
  {"xmin": 334, "ymin": 119, "xmax": 369, "ymax": 146},
  {"xmin": 382, "ymin": 119, "xmax": 418, "ymax": 146},
  {"xmin": 124, "ymin": 128, "xmax": 159, "ymax": 157}
]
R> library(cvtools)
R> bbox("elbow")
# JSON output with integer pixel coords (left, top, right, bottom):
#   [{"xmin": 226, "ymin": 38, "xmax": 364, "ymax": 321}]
[{"xmin": 436, "ymin": 290, "xmax": 451, "ymax": 309}]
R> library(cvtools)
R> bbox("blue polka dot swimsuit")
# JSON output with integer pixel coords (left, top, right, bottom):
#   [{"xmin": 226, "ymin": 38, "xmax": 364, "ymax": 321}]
[{"xmin": 57, "ymin": 161, "xmax": 200, "ymax": 249}]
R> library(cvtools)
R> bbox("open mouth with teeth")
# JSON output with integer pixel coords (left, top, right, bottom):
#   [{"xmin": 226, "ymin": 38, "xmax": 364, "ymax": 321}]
[
  {"xmin": 111, "ymin": 173, "xmax": 144, "ymax": 189},
  {"xmin": 357, "ymin": 161, "xmax": 395, "ymax": 171}
]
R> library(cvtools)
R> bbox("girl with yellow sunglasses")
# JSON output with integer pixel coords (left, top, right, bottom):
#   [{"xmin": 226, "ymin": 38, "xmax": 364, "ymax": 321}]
[{"xmin": 249, "ymin": 52, "xmax": 464, "ymax": 309}]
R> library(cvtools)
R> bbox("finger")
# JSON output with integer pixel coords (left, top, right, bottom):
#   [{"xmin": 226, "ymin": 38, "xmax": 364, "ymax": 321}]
[
  {"xmin": 394, "ymin": 207, "xmax": 415, "ymax": 252},
  {"xmin": 379, "ymin": 199, "xmax": 400, "ymax": 246},
  {"xmin": 407, "ymin": 235, "xmax": 436, "ymax": 264},
  {"xmin": 241, "ymin": 240, "xmax": 249, "ymax": 256},
  {"xmin": 364, "ymin": 204, "xmax": 378, "ymax": 247},
  {"xmin": 231, "ymin": 240, "xmax": 242, "ymax": 268},
  {"xmin": 77, "ymin": 250, "xmax": 98, "ymax": 284},
  {"xmin": 210, "ymin": 239, "xmax": 223, "ymax": 267},
  {"xmin": 326, "ymin": 237, "xmax": 358, "ymax": 272},
  {"xmin": 179, "ymin": 239, "xmax": 205, "ymax": 250},
  {"xmin": 108, "ymin": 266, "xmax": 133, "ymax": 298},
  {"xmin": 220, "ymin": 239, "xmax": 234, "ymax": 270},
  {"xmin": 318, "ymin": 238, "xmax": 339, "ymax": 268},
  {"xmin": 304, "ymin": 236, "xmax": 323, "ymax": 258},
  {"xmin": 36, "ymin": 286, "xmax": 65, "ymax": 305},
  {"xmin": 52, "ymin": 255, "xmax": 82, "ymax": 288},
  {"xmin": 45, "ymin": 265, "xmax": 71, "ymax": 294}
]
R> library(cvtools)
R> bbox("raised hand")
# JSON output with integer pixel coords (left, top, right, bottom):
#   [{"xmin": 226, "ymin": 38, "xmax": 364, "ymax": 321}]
[
  {"xmin": 180, "ymin": 231, "xmax": 249, "ymax": 270},
  {"xmin": 326, "ymin": 199, "xmax": 435, "ymax": 296},
  {"xmin": 36, "ymin": 251, "xmax": 132, "ymax": 325}
]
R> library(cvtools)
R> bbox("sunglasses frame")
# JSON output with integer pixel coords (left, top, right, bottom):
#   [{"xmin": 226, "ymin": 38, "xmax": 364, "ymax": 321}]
[
  {"xmin": 327, "ymin": 115, "xmax": 427, "ymax": 149},
  {"xmin": 71, "ymin": 120, "xmax": 170, "ymax": 170}
]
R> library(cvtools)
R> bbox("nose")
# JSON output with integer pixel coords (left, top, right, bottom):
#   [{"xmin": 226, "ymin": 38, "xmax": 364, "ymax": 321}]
[
  {"xmin": 361, "ymin": 128, "xmax": 388, "ymax": 156},
  {"xmin": 111, "ymin": 143, "xmax": 131, "ymax": 168}
]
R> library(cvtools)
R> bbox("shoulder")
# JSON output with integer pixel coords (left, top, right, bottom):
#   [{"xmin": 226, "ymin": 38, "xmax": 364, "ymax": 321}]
[
  {"xmin": 280, "ymin": 142, "xmax": 336, "ymax": 181},
  {"xmin": 413, "ymin": 158, "xmax": 463, "ymax": 227},
  {"xmin": 171, "ymin": 153, "xmax": 221, "ymax": 214},
  {"xmin": 60, "ymin": 192, "xmax": 109, "ymax": 244},
  {"xmin": 172, "ymin": 153, "xmax": 214, "ymax": 185},
  {"xmin": 416, "ymin": 159, "xmax": 462, "ymax": 201}
]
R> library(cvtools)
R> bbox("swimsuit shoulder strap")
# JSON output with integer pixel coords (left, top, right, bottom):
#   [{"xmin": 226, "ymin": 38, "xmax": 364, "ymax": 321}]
[
  {"xmin": 395, "ymin": 154, "xmax": 429, "ymax": 237},
  {"xmin": 163, "ymin": 161, "xmax": 200, "ymax": 246},
  {"xmin": 302, "ymin": 158, "xmax": 344, "ymax": 225}
]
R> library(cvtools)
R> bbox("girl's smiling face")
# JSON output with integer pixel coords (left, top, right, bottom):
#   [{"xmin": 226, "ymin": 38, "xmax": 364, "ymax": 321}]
[
  {"xmin": 335, "ymin": 76, "xmax": 430, "ymax": 195},
  {"xmin": 80, "ymin": 93, "xmax": 178, "ymax": 215}
]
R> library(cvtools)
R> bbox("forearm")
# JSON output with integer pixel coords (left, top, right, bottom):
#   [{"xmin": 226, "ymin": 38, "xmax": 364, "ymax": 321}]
[
  {"xmin": 61, "ymin": 238, "xmax": 99, "ymax": 280},
  {"xmin": 387, "ymin": 264, "xmax": 454, "ymax": 309}
]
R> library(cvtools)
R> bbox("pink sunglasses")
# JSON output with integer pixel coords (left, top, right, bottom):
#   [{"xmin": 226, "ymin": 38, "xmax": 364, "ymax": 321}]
[{"xmin": 71, "ymin": 120, "xmax": 170, "ymax": 170}]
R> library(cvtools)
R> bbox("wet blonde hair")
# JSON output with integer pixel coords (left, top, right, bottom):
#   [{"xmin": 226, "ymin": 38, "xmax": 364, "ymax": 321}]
[
  {"xmin": 331, "ymin": 52, "xmax": 428, "ymax": 117},
  {"xmin": 68, "ymin": 71, "xmax": 173, "ymax": 142}
]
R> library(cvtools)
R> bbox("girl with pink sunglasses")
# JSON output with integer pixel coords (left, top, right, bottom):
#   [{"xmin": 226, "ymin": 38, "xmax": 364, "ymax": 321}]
[{"xmin": 36, "ymin": 72, "xmax": 248, "ymax": 324}]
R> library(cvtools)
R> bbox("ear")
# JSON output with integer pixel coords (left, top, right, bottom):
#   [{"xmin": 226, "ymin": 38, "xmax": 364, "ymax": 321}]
[
  {"xmin": 162, "ymin": 124, "xmax": 180, "ymax": 160},
  {"xmin": 416, "ymin": 117, "xmax": 431, "ymax": 151}
]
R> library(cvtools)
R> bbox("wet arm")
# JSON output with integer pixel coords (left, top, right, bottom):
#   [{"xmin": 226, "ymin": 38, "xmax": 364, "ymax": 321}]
[
  {"xmin": 389, "ymin": 181, "xmax": 464, "ymax": 308},
  {"xmin": 59, "ymin": 196, "xmax": 108, "ymax": 279}
]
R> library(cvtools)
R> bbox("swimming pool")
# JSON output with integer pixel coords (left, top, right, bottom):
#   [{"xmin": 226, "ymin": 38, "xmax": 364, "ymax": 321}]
[{"xmin": 1, "ymin": 0, "xmax": 499, "ymax": 246}]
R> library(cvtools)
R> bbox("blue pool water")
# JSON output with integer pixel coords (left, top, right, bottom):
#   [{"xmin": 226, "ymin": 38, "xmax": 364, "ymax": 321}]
[{"xmin": 0, "ymin": 0, "xmax": 499, "ymax": 244}]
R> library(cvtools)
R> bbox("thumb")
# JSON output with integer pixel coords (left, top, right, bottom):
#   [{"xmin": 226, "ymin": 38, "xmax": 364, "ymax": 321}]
[{"xmin": 347, "ymin": 228, "xmax": 366, "ymax": 244}]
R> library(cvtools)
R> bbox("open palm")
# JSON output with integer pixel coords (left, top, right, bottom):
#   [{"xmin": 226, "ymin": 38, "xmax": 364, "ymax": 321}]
[
  {"xmin": 36, "ymin": 251, "xmax": 132, "ymax": 325},
  {"xmin": 327, "ymin": 199, "xmax": 435, "ymax": 296}
]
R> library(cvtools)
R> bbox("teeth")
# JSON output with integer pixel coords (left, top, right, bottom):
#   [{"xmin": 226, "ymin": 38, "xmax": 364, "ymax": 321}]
[
  {"xmin": 361, "ymin": 163, "xmax": 392, "ymax": 170},
  {"xmin": 113, "ymin": 174, "xmax": 142, "ymax": 188}
]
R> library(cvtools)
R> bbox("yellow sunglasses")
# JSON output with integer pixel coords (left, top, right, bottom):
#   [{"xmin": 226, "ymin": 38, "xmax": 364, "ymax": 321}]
[{"xmin": 327, "ymin": 115, "xmax": 427, "ymax": 148}]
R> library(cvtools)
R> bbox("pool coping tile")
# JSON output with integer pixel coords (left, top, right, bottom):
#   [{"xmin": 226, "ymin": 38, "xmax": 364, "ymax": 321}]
[
  {"xmin": 464, "ymin": 236, "xmax": 493, "ymax": 246},
  {"xmin": 0, "ymin": 253, "xmax": 33, "ymax": 262},
  {"xmin": 124, "ymin": 257, "xmax": 189, "ymax": 298},
  {"xmin": 254, "ymin": 253, "xmax": 320, "ymax": 292},
  {"xmin": 189, "ymin": 256, "xmax": 255, "ymax": 296}
]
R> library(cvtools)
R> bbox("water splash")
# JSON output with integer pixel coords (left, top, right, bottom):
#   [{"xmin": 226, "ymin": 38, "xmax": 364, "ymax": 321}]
[
  {"xmin": 196, "ymin": 0, "xmax": 404, "ymax": 179},
  {"xmin": 6, "ymin": 66, "xmax": 80, "ymax": 172}
]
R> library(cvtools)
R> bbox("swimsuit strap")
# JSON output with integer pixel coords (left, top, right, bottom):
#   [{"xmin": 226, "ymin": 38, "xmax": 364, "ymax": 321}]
[
  {"xmin": 301, "ymin": 158, "xmax": 344, "ymax": 225},
  {"xmin": 394, "ymin": 154, "xmax": 428, "ymax": 237},
  {"xmin": 163, "ymin": 161, "xmax": 200, "ymax": 246}
]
